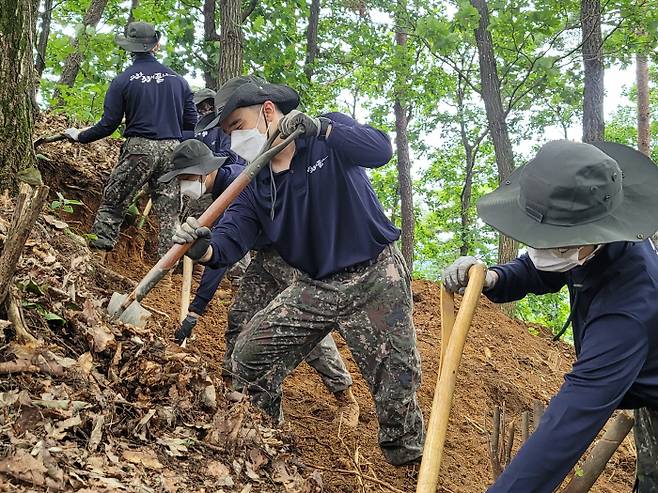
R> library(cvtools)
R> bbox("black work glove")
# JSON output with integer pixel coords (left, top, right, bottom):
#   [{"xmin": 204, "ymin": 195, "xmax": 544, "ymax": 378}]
[
  {"xmin": 278, "ymin": 110, "xmax": 322, "ymax": 138},
  {"xmin": 174, "ymin": 313, "xmax": 198, "ymax": 345},
  {"xmin": 172, "ymin": 217, "xmax": 212, "ymax": 261}
]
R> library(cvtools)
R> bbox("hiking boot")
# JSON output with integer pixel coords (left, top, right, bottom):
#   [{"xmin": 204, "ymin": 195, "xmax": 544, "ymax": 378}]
[{"xmin": 333, "ymin": 387, "xmax": 360, "ymax": 429}]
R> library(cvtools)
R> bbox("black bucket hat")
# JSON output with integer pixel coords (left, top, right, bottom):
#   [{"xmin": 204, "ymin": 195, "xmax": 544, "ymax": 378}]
[
  {"xmin": 477, "ymin": 140, "xmax": 658, "ymax": 248},
  {"xmin": 116, "ymin": 22, "xmax": 161, "ymax": 53},
  {"xmin": 196, "ymin": 75, "xmax": 300, "ymax": 133},
  {"xmin": 193, "ymin": 88, "xmax": 216, "ymax": 106},
  {"xmin": 159, "ymin": 140, "xmax": 228, "ymax": 183}
]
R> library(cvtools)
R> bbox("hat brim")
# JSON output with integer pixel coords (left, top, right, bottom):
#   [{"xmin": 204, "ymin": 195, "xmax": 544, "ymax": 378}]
[
  {"xmin": 218, "ymin": 82, "xmax": 299, "ymax": 125},
  {"xmin": 476, "ymin": 142, "xmax": 658, "ymax": 248},
  {"xmin": 195, "ymin": 112, "xmax": 220, "ymax": 134},
  {"xmin": 158, "ymin": 154, "xmax": 228, "ymax": 183},
  {"xmin": 116, "ymin": 33, "xmax": 159, "ymax": 53}
]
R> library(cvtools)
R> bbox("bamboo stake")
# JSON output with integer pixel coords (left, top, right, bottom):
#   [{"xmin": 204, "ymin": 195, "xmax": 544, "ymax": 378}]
[{"xmin": 416, "ymin": 264, "xmax": 487, "ymax": 493}]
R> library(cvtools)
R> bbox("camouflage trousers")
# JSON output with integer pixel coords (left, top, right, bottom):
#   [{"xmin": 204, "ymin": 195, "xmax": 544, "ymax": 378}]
[
  {"xmin": 225, "ymin": 248, "xmax": 352, "ymax": 394},
  {"xmin": 634, "ymin": 407, "xmax": 658, "ymax": 492},
  {"xmin": 231, "ymin": 244, "xmax": 424, "ymax": 466},
  {"xmin": 90, "ymin": 137, "xmax": 181, "ymax": 257}
]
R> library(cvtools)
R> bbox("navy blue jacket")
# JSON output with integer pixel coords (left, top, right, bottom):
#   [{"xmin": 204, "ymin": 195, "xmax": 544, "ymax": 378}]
[
  {"xmin": 486, "ymin": 240, "xmax": 658, "ymax": 493},
  {"xmin": 182, "ymin": 126, "xmax": 232, "ymax": 154},
  {"xmin": 205, "ymin": 112, "xmax": 399, "ymax": 279},
  {"xmin": 78, "ymin": 53, "xmax": 197, "ymax": 143}
]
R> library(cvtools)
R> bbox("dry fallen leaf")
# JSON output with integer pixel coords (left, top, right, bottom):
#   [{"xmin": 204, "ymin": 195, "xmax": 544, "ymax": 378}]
[
  {"xmin": 43, "ymin": 214, "xmax": 69, "ymax": 230},
  {"xmin": 87, "ymin": 324, "xmax": 115, "ymax": 353},
  {"xmin": 0, "ymin": 448, "xmax": 48, "ymax": 486},
  {"xmin": 121, "ymin": 448, "xmax": 163, "ymax": 470}
]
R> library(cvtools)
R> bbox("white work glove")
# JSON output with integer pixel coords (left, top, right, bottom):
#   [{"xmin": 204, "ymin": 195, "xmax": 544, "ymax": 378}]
[
  {"xmin": 63, "ymin": 128, "xmax": 81, "ymax": 142},
  {"xmin": 443, "ymin": 256, "xmax": 498, "ymax": 294},
  {"xmin": 172, "ymin": 217, "xmax": 212, "ymax": 261},
  {"xmin": 278, "ymin": 110, "xmax": 321, "ymax": 138}
]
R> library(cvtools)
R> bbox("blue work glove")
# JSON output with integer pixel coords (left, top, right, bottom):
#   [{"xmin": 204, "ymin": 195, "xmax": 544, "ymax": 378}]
[
  {"xmin": 174, "ymin": 313, "xmax": 198, "ymax": 345},
  {"xmin": 443, "ymin": 256, "xmax": 498, "ymax": 294},
  {"xmin": 278, "ymin": 110, "xmax": 321, "ymax": 138},
  {"xmin": 172, "ymin": 217, "xmax": 211, "ymax": 261}
]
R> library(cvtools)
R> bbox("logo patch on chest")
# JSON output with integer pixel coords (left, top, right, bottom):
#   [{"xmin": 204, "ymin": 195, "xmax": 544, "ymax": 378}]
[{"xmin": 307, "ymin": 156, "xmax": 328, "ymax": 174}]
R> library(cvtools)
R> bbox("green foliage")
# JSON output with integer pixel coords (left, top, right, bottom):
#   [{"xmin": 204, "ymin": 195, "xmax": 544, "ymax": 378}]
[{"xmin": 50, "ymin": 192, "xmax": 83, "ymax": 214}]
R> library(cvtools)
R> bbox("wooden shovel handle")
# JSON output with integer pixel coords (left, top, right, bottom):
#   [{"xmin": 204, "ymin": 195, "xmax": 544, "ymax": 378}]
[
  {"xmin": 416, "ymin": 263, "xmax": 487, "ymax": 493},
  {"xmin": 179, "ymin": 257, "xmax": 193, "ymax": 323},
  {"xmin": 439, "ymin": 287, "xmax": 456, "ymax": 377}
]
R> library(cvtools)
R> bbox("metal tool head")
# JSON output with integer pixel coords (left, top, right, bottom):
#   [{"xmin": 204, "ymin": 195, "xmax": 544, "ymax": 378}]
[{"xmin": 107, "ymin": 292, "xmax": 152, "ymax": 328}]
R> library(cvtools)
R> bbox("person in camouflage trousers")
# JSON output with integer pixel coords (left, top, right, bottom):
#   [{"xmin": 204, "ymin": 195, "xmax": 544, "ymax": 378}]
[
  {"xmin": 93, "ymin": 137, "xmax": 181, "ymax": 256},
  {"xmin": 231, "ymin": 244, "xmax": 421, "ymax": 463},
  {"xmin": 172, "ymin": 76, "xmax": 424, "ymax": 465},
  {"xmin": 226, "ymin": 247, "xmax": 359, "ymax": 427},
  {"xmin": 64, "ymin": 22, "xmax": 196, "ymax": 257},
  {"xmin": 634, "ymin": 408, "xmax": 658, "ymax": 491}
]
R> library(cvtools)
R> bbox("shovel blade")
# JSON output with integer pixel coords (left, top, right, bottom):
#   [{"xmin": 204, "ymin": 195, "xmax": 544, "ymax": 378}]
[{"xmin": 107, "ymin": 292, "xmax": 152, "ymax": 328}]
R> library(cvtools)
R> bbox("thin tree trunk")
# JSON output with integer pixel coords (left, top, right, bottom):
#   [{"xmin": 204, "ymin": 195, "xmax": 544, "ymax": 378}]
[
  {"xmin": 470, "ymin": 0, "xmax": 517, "ymax": 268},
  {"xmin": 53, "ymin": 0, "xmax": 109, "ymax": 104},
  {"xmin": 304, "ymin": 0, "xmax": 320, "ymax": 81},
  {"xmin": 218, "ymin": 0, "xmax": 243, "ymax": 85},
  {"xmin": 203, "ymin": 0, "xmax": 219, "ymax": 89},
  {"xmin": 0, "ymin": 0, "xmax": 38, "ymax": 190},
  {"xmin": 34, "ymin": 0, "xmax": 52, "ymax": 79},
  {"xmin": 393, "ymin": 0, "xmax": 414, "ymax": 271},
  {"xmin": 456, "ymin": 82, "xmax": 475, "ymax": 256},
  {"xmin": 637, "ymin": 53, "xmax": 650, "ymax": 156},
  {"xmin": 581, "ymin": 0, "xmax": 604, "ymax": 143}
]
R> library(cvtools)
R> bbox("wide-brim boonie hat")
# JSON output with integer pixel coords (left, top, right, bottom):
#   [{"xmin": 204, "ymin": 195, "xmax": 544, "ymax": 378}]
[
  {"xmin": 477, "ymin": 140, "xmax": 658, "ymax": 248},
  {"xmin": 116, "ymin": 22, "xmax": 161, "ymax": 53},
  {"xmin": 159, "ymin": 140, "xmax": 228, "ymax": 183},
  {"xmin": 193, "ymin": 88, "xmax": 216, "ymax": 106},
  {"xmin": 196, "ymin": 75, "xmax": 299, "ymax": 133}
]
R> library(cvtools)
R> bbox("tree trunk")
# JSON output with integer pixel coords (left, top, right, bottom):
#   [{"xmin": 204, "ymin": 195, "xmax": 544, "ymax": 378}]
[
  {"xmin": 203, "ymin": 0, "xmax": 219, "ymax": 89},
  {"xmin": 54, "ymin": 0, "xmax": 109, "ymax": 103},
  {"xmin": 637, "ymin": 53, "xmax": 650, "ymax": 156},
  {"xmin": 218, "ymin": 0, "xmax": 243, "ymax": 85},
  {"xmin": 470, "ymin": 0, "xmax": 517, "ymax": 267},
  {"xmin": 393, "ymin": 1, "xmax": 414, "ymax": 272},
  {"xmin": 34, "ymin": 0, "xmax": 52, "ymax": 79},
  {"xmin": 0, "ymin": 0, "xmax": 38, "ymax": 190},
  {"xmin": 456, "ymin": 80, "xmax": 477, "ymax": 257},
  {"xmin": 581, "ymin": 0, "xmax": 604, "ymax": 143},
  {"xmin": 304, "ymin": 0, "xmax": 320, "ymax": 81}
]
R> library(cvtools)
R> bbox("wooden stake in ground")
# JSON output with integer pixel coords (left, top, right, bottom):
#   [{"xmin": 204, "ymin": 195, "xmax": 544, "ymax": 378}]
[
  {"xmin": 560, "ymin": 412, "xmax": 634, "ymax": 493},
  {"xmin": 0, "ymin": 183, "xmax": 50, "ymax": 304},
  {"xmin": 0, "ymin": 183, "xmax": 49, "ymax": 343},
  {"xmin": 179, "ymin": 257, "xmax": 193, "ymax": 323},
  {"xmin": 416, "ymin": 264, "xmax": 487, "ymax": 493}
]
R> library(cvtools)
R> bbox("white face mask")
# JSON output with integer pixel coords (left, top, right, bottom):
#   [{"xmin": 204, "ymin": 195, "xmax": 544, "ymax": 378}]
[
  {"xmin": 230, "ymin": 107, "xmax": 269, "ymax": 162},
  {"xmin": 527, "ymin": 245, "xmax": 601, "ymax": 272},
  {"xmin": 179, "ymin": 179, "xmax": 206, "ymax": 200}
]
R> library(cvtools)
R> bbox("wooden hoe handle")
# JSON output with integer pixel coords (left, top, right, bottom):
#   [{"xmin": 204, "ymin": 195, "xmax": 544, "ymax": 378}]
[{"xmin": 416, "ymin": 263, "xmax": 487, "ymax": 493}]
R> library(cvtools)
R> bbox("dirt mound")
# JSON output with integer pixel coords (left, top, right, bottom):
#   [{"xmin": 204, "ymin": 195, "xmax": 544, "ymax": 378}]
[{"xmin": 4, "ymin": 114, "xmax": 635, "ymax": 492}]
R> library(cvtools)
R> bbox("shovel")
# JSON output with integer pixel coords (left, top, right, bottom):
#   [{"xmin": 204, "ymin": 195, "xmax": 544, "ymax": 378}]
[
  {"xmin": 416, "ymin": 263, "xmax": 486, "ymax": 493},
  {"xmin": 34, "ymin": 133, "xmax": 67, "ymax": 148},
  {"xmin": 107, "ymin": 127, "xmax": 303, "ymax": 327}
]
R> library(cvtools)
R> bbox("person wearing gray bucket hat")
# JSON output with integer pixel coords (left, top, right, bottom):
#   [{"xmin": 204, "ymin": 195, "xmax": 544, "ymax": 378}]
[
  {"xmin": 62, "ymin": 21, "xmax": 197, "ymax": 258},
  {"xmin": 172, "ymin": 75, "xmax": 424, "ymax": 465},
  {"xmin": 115, "ymin": 21, "xmax": 161, "ymax": 53},
  {"xmin": 443, "ymin": 140, "xmax": 658, "ymax": 493}
]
